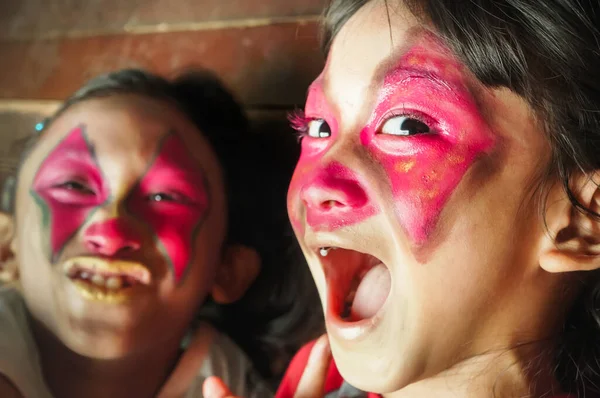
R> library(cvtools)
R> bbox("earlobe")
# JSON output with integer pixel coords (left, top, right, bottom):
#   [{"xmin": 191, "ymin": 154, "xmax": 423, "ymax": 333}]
[
  {"xmin": 211, "ymin": 245, "xmax": 261, "ymax": 304},
  {"xmin": 540, "ymin": 173, "xmax": 600, "ymax": 273},
  {"xmin": 0, "ymin": 212, "xmax": 18, "ymax": 283}
]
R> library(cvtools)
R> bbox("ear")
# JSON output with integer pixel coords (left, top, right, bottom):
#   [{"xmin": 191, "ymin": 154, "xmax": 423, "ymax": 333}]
[
  {"xmin": 540, "ymin": 172, "xmax": 600, "ymax": 273},
  {"xmin": 0, "ymin": 212, "xmax": 18, "ymax": 283},
  {"xmin": 211, "ymin": 245, "xmax": 261, "ymax": 304}
]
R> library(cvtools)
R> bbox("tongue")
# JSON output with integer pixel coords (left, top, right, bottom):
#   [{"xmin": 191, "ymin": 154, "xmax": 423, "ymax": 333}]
[{"xmin": 351, "ymin": 264, "xmax": 390, "ymax": 320}]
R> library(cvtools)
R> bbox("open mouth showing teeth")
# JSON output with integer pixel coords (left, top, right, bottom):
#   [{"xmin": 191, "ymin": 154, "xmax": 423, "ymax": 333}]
[
  {"xmin": 63, "ymin": 257, "xmax": 151, "ymax": 301},
  {"xmin": 67, "ymin": 268, "xmax": 144, "ymax": 290},
  {"xmin": 318, "ymin": 247, "xmax": 391, "ymax": 322}
]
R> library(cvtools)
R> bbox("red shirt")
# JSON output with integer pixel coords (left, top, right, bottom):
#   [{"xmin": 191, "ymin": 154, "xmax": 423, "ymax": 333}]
[{"xmin": 276, "ymin": 340, "xmax": 576, "ymax": 398}]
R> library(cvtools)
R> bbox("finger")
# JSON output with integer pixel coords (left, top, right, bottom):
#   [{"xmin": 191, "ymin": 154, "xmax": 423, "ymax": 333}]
[
  {"xmin": 202, "ymin": 376, "xmax": 236, "ymax": 398},
  {"xmin": 294, "ymin": 335, "xmax": 331, "ymax": 398}
]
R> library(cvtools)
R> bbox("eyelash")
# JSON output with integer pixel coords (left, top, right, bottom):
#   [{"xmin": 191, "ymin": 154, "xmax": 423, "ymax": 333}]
[
  {"xmin": 55, "ymin": 180, "xmax": 95, "ymax": 195},
  {"xmin": 287, "ymin": 107, "xmax": 437, "ymax": 139},
  {"xmin": 380, "ymin": 108, "xmax": 432, "ymax": 127},
  {"xmin": 288, "ymin": 109, "xmax": 313, "ymax": 141},
  {"xmin": 377, "ymin": 108, "xmax": 438, "ymax": 135}
]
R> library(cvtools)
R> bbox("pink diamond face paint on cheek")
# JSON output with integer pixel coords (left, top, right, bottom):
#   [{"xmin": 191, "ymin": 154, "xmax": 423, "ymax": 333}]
[
  {"xmin": 363, "ymin": 40, "xmax": 496, "ymax": 245},
  {"xmin": 127, "ymin": 134, "xmax": 209, "ymax": 282},
  {"xmin": 31, "ymin": 126, "xmax": 109, "ymax": 261}
]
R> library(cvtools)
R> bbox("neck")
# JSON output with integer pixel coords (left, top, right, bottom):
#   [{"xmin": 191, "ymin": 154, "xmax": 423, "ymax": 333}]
[
  {"xmin": 388, "ymin": 341, "xmax": 562, "ymax": 398},
  {"xmin": 30, "ymin": 317, "xmax": 182, "ymax": 398}
]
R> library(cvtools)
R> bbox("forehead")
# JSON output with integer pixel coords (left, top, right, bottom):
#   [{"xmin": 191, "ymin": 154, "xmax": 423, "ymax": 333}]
[
  {"xmin": 23, "ymin": 95, "xmax": 216, "ymax": 176},
  {"xmin": 317, "ymin": 1, "xmax": 459, "ymax": 122}
]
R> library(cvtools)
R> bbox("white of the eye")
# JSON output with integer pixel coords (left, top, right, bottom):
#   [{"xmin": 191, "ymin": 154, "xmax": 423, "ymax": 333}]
[
  {"xmin": 307, "ymin": 119, "xmax": 330, "ymax": 138},
  {"xmin": 381, "ymin": 116, "xmax": 414, "ymax": 136}
]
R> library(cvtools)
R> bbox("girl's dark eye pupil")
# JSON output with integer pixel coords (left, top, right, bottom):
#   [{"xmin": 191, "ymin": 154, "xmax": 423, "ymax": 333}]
[
  {"xmin": 319, "ymin": 122, "xmax": 332, "ymax": 134},
  {"xmin": 402, "ymin": 118, "xmax": 430, "ymax": 134}
]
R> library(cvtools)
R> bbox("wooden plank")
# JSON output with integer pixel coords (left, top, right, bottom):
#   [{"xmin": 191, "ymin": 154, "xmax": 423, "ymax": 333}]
[
  {"xmin": 0, "ymin": 0, "xmax": 327, "ymax": 40},
  {"xmin": 0, "ymin": 22, "xmax": 323, "ymax": 106}
]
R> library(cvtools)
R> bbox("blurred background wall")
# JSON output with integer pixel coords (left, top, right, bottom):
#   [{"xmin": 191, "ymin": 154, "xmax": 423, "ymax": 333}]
[{"xmin": 0, "ymin": 0, "xmax": 326, "ymax": 188}]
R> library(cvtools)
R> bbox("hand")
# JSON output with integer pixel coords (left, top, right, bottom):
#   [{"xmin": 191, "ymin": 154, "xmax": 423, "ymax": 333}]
[
  {"xmin": 203, "ymin": 376, "xmax": 237, "ymax": 398},
  {"xmin": 202, "ymin": 334, "xmax": 331, "ymax": 398},
  {"xmin": 293, "ymin": 334, "xmax": 331, "ymax": 398}
]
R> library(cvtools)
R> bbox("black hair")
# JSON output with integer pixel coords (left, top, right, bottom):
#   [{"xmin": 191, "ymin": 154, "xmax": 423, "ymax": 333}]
[
  {"xmin": 4, "ymin": 68, "xmax": 322, "ymax": 381},
  {"xmin": 322, "ymin": 0, "xmax": 600, "ymax": 395}
]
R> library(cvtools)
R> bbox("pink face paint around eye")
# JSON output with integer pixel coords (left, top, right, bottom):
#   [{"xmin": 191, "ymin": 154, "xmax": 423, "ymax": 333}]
[
  {"xmin": 290, "ymin": 35, "xmax": 496, "ymax": 248},
  {"xmin": 31, "ymin": 126, "xmax": 109, "ymax": 261},
  {"xmin": 126, "ymin": 133, "xmax": 209, "ymax": 282},
  {"xmin": 361, "ymin": 38, "xmax": 496, "ymax": 245}
]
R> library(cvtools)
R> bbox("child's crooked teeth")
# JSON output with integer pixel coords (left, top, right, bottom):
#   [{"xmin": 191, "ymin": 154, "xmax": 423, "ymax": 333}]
[
  {"xmin": 106, "ymin": 276, "xmax": 123, "ymax": 290},
  {"xmin": 75, "ymin": 270, "xmax": 126, "ymax": 290},
  {"xmin": 91, "ymin": 274, "xmax": 105, "ymax": 286}
]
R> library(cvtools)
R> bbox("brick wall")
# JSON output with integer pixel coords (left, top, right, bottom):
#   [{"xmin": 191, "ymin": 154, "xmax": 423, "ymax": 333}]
[{"xmin": 0, "ymin": 0, "xmax": 327, "ymax": 187}]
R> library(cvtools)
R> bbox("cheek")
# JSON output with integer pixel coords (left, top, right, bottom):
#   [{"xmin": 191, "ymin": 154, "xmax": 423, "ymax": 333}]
[
  {"xmin": 376, "ymin": 142, "xmax": 474, "ymax": 244},
  {"xmin": 126, "ymin": 135, "xmax": 209, "ymax": 283},
  {"xmin": 127, "ymin": 199, "xmax": 206, "ymax": 282},
  {"xmin": 31, "ymin": 127, "xmax": 107, "ymax": 260},
  {"xmin": 369, "ymin": 116, "xmax": 495, "ymax": 245}
]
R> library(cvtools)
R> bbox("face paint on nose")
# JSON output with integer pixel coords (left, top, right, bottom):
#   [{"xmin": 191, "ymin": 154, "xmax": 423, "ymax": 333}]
[
  {"xmin": 31, "ymin": 125, "xmax": 109, "ymax": 262},
  {"xmin": 297, "ymin": 161, "xmax": 377, "ymax": 231},
  {"xmin": 126, "ymin": 133, "xmax": 209, "ymax": 282},
  {"xmin": 362, "ymin": 39, "xmax": 496, "ymax": 246},
  {"xmin": 288, "ymin": 77, "xmax": 359, "ymax": 234}
]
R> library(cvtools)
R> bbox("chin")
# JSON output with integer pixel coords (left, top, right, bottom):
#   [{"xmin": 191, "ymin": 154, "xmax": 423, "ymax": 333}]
[
  {"xmin": 331, "ymin": 336, "xmax": 420, "ymax": 394},
  {"xmin": 57, "ymin": 321, "xmax": 143, "ymax": 359}
]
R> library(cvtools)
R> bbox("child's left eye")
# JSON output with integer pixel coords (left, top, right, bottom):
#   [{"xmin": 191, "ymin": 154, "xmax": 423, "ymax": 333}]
[
  {"xmin": 148, "ymin": 192, "xmax": 186, "ymax": 203},
  {"xmin": 380, "ymin": 115, "xmax": 431, "ymax": 136}
]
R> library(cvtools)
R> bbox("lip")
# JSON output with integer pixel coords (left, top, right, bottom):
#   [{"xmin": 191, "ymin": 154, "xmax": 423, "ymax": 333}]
[
  {"xmin": 306, "ymin": 233, "xmax": 391, "ymax": 342},
  {"xmin": 63, "ymin": 256, "xmax": 152, "ymax": 304}
]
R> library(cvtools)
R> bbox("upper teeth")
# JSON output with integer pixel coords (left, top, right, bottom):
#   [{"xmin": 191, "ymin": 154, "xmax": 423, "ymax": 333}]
[
  {"xmin": 320, "ymin": 247, "xmax": 332, "ymax": 257},
  {"xmin": 71, "ymin": 269, "xmax": 130, "ymax": 290}
]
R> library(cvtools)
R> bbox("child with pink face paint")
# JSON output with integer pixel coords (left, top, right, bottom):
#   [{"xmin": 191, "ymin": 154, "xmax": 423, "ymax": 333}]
[
  {"xmin": 204, "ymin": 0, "xmax": 600, "ymax": 397},
  {"xmin": 0, "ymin": 69, "xmax": 321, "ymax": 398}
]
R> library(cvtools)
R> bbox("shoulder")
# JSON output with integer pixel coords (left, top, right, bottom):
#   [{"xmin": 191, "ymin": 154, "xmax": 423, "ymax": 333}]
[
  {"xmin": 0, "ymin": 288, "xmax": 49, "ymax": 397},
  {"xmin": 275, "ymin": 340, "xmax": 343, "ymax": 398},
  {"xmin": 0, "ymin": 287, "xmax": 31, "ymax": 348}
]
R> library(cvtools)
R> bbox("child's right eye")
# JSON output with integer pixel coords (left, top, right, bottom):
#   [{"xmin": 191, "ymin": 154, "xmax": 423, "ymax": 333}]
[
  {"xmin": 147, "ymin": 192, "xmax": 191, "ymax": 205},
  {"xmin": 56, "ymin": 181, "xmax": 95, "ymax": 195},
  {"xmin": 307, "ymin": 119, "xmax": 332, "ymax": 138}
]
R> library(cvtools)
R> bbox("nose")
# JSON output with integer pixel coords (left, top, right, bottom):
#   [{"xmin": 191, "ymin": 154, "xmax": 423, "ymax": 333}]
[
  {"xmin": 299, "ymin": 162, "xmax": 370, "ymax": 228},
  {"xmin": 83, "ymin": 218, "xmax": 141, "ymax": 256}
]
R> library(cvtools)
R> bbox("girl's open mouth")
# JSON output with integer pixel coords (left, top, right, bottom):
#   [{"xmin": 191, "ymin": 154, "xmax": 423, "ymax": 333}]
[{"xmin": 318, "ymin": 246, "xmax": 391, "ymax": 323}]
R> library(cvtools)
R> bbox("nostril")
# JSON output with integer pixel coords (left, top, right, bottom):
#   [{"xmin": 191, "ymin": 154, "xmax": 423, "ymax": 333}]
[
  {"xmin": 321, "ymin": 200, "xmax": 343, "ymax": 210},
  {"xmin": 120, "ymin": 242, "xmax": 140, "ymax": 253}
]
